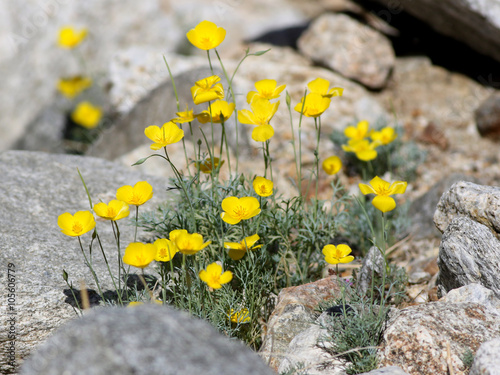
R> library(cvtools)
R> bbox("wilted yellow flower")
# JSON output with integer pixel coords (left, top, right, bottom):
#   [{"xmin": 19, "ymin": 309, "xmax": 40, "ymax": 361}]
[
  {"xmin": 229, "ymin": 308, "xmax": 251, "ymax": 323},
  {"xmin": 199, "ymin": 262, "xmax": 233, "ymax": 289},
  {"xmin": 94, "ymin": 200, "xmax": 130, "ymax": 221},
  {"xmin": 344, "ymin": 120, "xmax": 371, "ymax": 141},
  {"xmin": 322, "ymin": 244, "xmax": 354, "ymax": 265},
  {"xmin": 253, "ymin": 176, "xmax": 273, "ymax": 197},
  {"xmin": 342, "ymin": 139, "xmax": 378, "ymax": 162},
  {"xmin": 238, "ymin": 99, "xmax": 279, "ymax": 142},
  {"xmin": 122, "ymin": 242, "xmax": 157, "ymax": 268},
  {"xmin": 172, "ymin": 106, "xmax": 195, "ymax": 123},
  {"xmin": 191, "ymin": 75, "xmax": 224, "ymax": 105},
  {"xmin": 57, "ymin": 26, "xmax": 87, "ymax": 48},
  {"xmin": 220, "ymin": 196, "xmax": 261, "ymax": 225},
  {"xmin": 71, "ymin": 101, "xmax": 102, "ymax": 129},
  {"xmin": 144, "ymin": 122, "xmax": 184, "ymax": 150},
  {"xmin": 197, "ymin": 100, "xmax": 235, "ymax": 123},
  {"xmin": 224, "ymin": 234, "xmax": 262, "ymax": 261},
  {"xmin": 370, "ymin": 126, "xmax": 397, "ymax": 145},
  {"xmin": 197, "ymin": 157, "xmax": 224, "ymax": 174},
  {"xmin": 116, "ymin": 181, "xmax": 153, "ymax": 206},
  {"xmin": 174, "ymin": 231, "xmax": 211, "ymax": 255},
  {"xmin": 186, "ymin": 20, "xmax": 226, "ymax": 50},
  {"xmin": 57, "ymin": 211, "xmax": 95, "ymax": 237},
  {"xmin": 153, "ymin": 238, "xmax": 178, "ymax": 262},
  {"xmin": 322, "ymin": 156, "xmax": 342, "ymax": 175},
  {"xmin": 294, "ymin": 92, "xmax": 331, "ymax": 118},
  {"xmin": 307, "ymin": 78, "xmax": 343, "ymax": 98},
  {"xmin": 247, "ymin": 79, "xmax": 286, "ymax": 103},
  {"xmin": 359, "ymin": 176, "xmax": 407, "ymax": 213},
  {"xmin": 57, "ymin": 76, "xmax": 92, "ymax": 98}
]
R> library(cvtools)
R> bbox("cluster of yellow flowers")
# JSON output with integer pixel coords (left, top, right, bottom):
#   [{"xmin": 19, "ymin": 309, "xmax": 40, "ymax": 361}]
[
  {"xmin": 56, "ymin": 26, "xmax": 102, "ymax": 129},
  {"xmin": 342, "ymin": 120, "xmax": 397, "ymax": 162}
]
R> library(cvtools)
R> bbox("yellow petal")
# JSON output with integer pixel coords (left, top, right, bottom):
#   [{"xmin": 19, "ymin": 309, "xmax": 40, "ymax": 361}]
[
  {"xmin": 219, "ymin": 271, "xmax": 233, "ymax": 284},
  {"xmin": 359, "ymin": 183, "xmax": 376, "ymax": 195},
  {"xmin": 372, "ymin": 195, "xmax": 396, "ymax": 213},
  {"xmin": 388, "ymin": 181, "xmax": 407, "ymax": 195},
  {"xmin": 252, "ymin": 125, "xmax": 274, "ymax": 142}
]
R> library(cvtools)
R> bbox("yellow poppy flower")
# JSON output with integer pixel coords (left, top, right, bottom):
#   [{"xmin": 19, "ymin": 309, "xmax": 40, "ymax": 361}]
[
  {"xmin": 94, "ymin": 200, "xmax": 130, "ymax": 221},
  {"xmin": 186, "ymin": 20, "xmax": 226, "ymax": 50},
  {"xmin": 224, "ymin": 234, "xmax": 262, "ymax": 261},
  {"xmin": 253, "ymin": 176, "xmax": 273, "ymax": 197},
  {"xmin": 174, "ymin": 231, "xmax": 211, "ymax": 255},
  {"xmin": 57, "ymin": 26, "xmax": 87, "ymax": 48},
  {"xmin": 172, "ymin": 106, "xmax": 195, "ymax": 123},
  {"xmin": 197, "ymin": 157, "xmax": 224, "ymax": 174},
  {"xmin": 322, "ymin": 156, "xmax": 342, "ymax": 175},
  {"xmin": 191, "ymin": 75, "xmax": 224, "ymax": 105},
  {"xmin": 153, "ymin": 238, "xmax": 178, "ymax": 262},
  {"xmin": 229, "ymin": 308, "xmax": 251, "ymax": 323},
  {"xmin": 199, "ymin": 262, "xmax": 233, "ymax": 289},
  {"xmin": 344, "ymin": 120, "xmax": 371, "ymax": 141},
  {"xmin": 370, "ymin": 127, "xmax": 397, "ymax": 145},
  {"xmin": 122, "ymin": 242, "xmax": 157, "ymax": 268},
  {"xmin": 246, "ymin": 79, "xmax": 286, "ymax": 103},
  {"xmin": 307, "ymin": 78, "xmax": 343, "ymax": 98},
  {"xmin": 71, "ymin": 101, "xmax": 102, "ymax": 129},
  {"xmin": 116, "ymin": 181, "xmax": 153, "ymax": 206},
  {"xmin": 238, "ymin": 99, "xmax": 279, "ymax": 142},
  {"xmin": 342, "ymin": 139, "xmax": 378, "ymax": 162},
  {"xmin": 57, "ymin": 76, "xmax": 92, "ymax": 98},
  {"xmin": 322, "ymin": 244, "xmax": 354, "ymax": 265},
  {"xmin": 197, "ymin": 100, "xmax": 235, "ymax": 123},
  {"xmin": 57, "ymin": 211, "xmax": 95, "ymax": 237},
  {"xmin": 220, "ymin": 196, "xmax": 261, "ymax": 225},
  {"xmin": 144, "ymin": 122, "xmax": 184, "ymax": 150},
  {"xmin": 359, "ymin": 176, "xmax": 407, "ymax": 213},
  {"xmin": 294, "ymin": 92, "xmax": 331, "ymax": 118}
]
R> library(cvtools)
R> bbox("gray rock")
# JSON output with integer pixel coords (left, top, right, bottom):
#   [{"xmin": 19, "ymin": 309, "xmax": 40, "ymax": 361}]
[
  {"xmin": 360, "ymin": 366, "xmax": 410, "ymax": 375},
  {"xmin": 19, "ymin": 304, "xmax": 275, "ymax": 375},
  {"xmin": 370, "ymin": 0, "xmax": 500, "ymax": 63},
  {"xmin": 378, "ymin": 302, "xmax": 500, "ymax": 374},
  {"xmin": 440, "ymin": 284, "xmax": 500, "ymax": 312},
  {"xmin": 0, "ymin": 150, "xmax": 171, "ymax": 374},
  {"xmin": 475, "ymin": 91, "xmax": 500, "ymax": 140},
  {"xmin": 469, "ymin": 337, "xmax": 500, "ymax": 375},
  {"xmin": 356, "ymin": 246, "xmax": 385, "ymax": 297},
  {"xmin": 437, "ymin": 216, "xmax": 500, "ymax": 298},
  {"xmin": 434, "ymin": 181, "xmax": 500, "ymax": 235},
  {"xmin": 409, "ymin": 173, "xmax": 476, "ymax": 239},
  {"xmin": 297, "ymin": 13, "xmax": 395, "ymax": 89}
]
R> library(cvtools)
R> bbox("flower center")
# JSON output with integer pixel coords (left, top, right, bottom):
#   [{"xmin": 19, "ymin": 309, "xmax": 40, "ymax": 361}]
[
  {"xmin": 232, "ymin": 205, "xmax": 248, "ymax": 219},
  {"xmin": 106, "ymin": 207, "xmax": 117, "ymax": 218},
  {"xmin": 72, "ymin": 222, "xmax": 83, "ymax": 234}
]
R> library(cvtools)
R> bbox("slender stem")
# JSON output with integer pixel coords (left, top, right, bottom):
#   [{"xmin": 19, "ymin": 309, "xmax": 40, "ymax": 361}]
[
  {"xmin": 206, "ymin": 50, "xmax": 214, "ymax": 75},
  {"xmin": 95, "ymin": 231, "xmax": 123, "ymax": 305},
  {"xmin": 134, "ymin": 206, "xmax": 139, "ymax": 242},
  {"xmin": 77, "ymin": 236, "xmax": 105, "ymax": 302}
]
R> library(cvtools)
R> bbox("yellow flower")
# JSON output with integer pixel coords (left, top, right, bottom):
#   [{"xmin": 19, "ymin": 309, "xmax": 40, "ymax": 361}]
[
  {"xmin": 71, "ymin": 101, "xmax": 102, "ymax": 129},
  {"xmin": 199, "ymin": 262, "xmax": 233, "ymax": 289},
  {"xmin": 359, "ymin": 176, "xmax": 407, "ymax": 213},
  {"xmin": 224, "ymin": 234, "xmax": 262, "ymax": 261},
  {"xmin": 169, "ymin": 229, "xmax": 187, "ymax": 242},
  {"xmin": 57, "ymin": 26, "xmax": 87, "ymax": 48},
  {"xmin": 229, "ymin": 308, "xmax": 251, "ymax": 323},
  {"xmin": 186, "ymin": 20, "xmax": 226, "ymax": 50},
  {"xmin": 220, "ymin": 196, "xmax": 261, "ymax": 225},
  {"xmin": 294, "ymin": 92, "xmax": 331, "ymax": 118},
  {"xmin": 172, "ymin": 106, "xmax": 195, "ymax": 123},
  {"xmin": 370, "ymin": 127, "xmax": 397, "ymax": 145},
  {"xmin": 127, "ymin": 300, "xmax": 162, "ymax": 307},
  {"xmin": 344, "ymin": 120, "xmax": 371, "ymax": 141},
  {"xmin": 144, "ymin": 121, "xmax": 184, "ymax": 150},
  {"xmin": 253, "ymin": 176, "xmax": 273, "ymax": 197},
  {"xmin": 322, "ymin": 244, "xmax": 354, "ymax": 265},
  {"xmin": 153, "ymin": 238, "xmax": 178, "ymax": 262},
  {"xmin": 197, "ymin": 100, "xmax": 235, "ymax": 123},
  {"xmin": 238, "ymin": 99, "xmax": 279, "ymax": 142},
  {"xmin": 116, "ymin": 181, "xmax": 153, "ymax": 206},
  {"xmin": 197, "ymin": 157, "xmax": 224, "ymax": 174},
  {"xmin": 173, "ymin": 231, "xmax": 211, "ymax": 255},
  {"xmin": 307, "ymin": 78, "xmax": 343, "ymax": 98},
  {"xmin": 57, "ymin": 76, "xmax": 92, "ymax": 98},
  {"xmin": 247, "ymin": 79, "xmax": 286, "ymax": 103},
  {"xmin": 122, "ymin": 242, "xmax": 157, "ymax": 268},
  {"xmin": 57, "ymin": 211, "xmax": 95, "ymax": 237},
  {"xmin": 322, "ymin": 156, "xmax": 342, "ymax": 175},
  {"xmin": 191, "ymin": 75, "xmax": 224, "ymax": 105},
  {"xmin": 94, "ymin": 200, "xmax": 130, "ymax": 221},
  {"xmin": 342, "ymin": 139, "xmax": 378, "ymax": 162}
]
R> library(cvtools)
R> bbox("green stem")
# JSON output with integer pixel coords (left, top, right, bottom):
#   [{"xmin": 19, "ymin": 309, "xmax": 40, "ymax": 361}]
[{"xmin": 77, "ymin": 236, "xmax": 105, "ymax": 302}]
